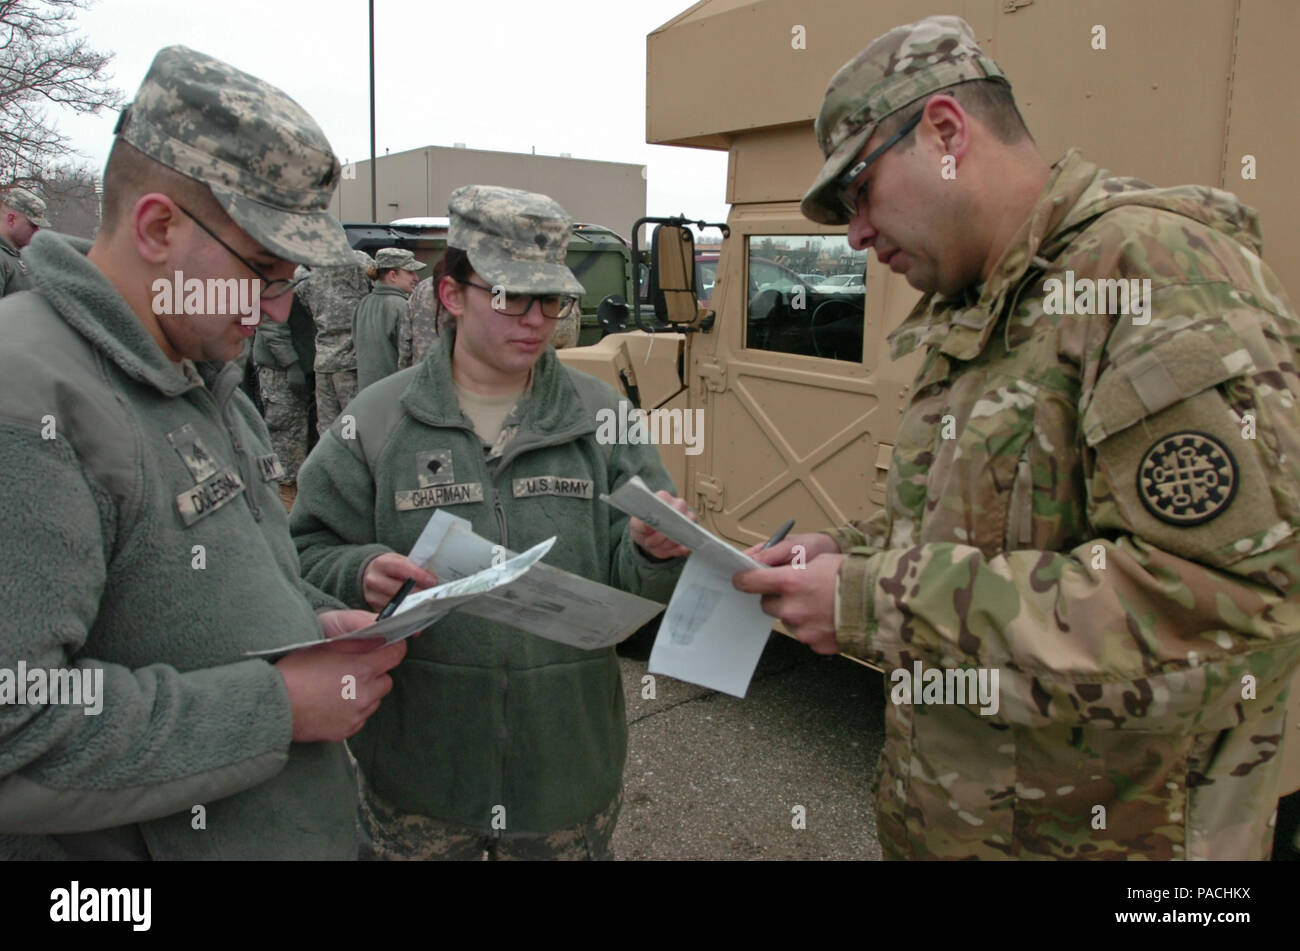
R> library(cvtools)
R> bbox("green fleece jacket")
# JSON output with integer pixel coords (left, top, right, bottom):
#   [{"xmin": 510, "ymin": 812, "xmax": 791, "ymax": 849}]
[
  {"xmin": 352, "ymin": 284, "xmax": 407, "ymax": 392},
  {"xmin": 291, "ymin": 334, "xmax": 684, "ymax": 833},
  {"xmin": 0, "ymin": 231, "xmax": 356, "ymax": 860}
]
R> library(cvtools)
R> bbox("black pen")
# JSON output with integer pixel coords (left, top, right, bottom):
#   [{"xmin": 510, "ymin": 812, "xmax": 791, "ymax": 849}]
[
  {"xmin": 761, "ymin": 518, "xmax": 795, "ymax": 551},
  {"xmin": 377, "ymin": 578, "xmax": 416, "ymax": 620}
]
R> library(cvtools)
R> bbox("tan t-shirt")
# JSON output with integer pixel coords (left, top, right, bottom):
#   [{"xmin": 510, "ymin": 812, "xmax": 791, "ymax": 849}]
[{"xmin": 453, "ymin": 380, "xmax": 524, "ymax": 448}]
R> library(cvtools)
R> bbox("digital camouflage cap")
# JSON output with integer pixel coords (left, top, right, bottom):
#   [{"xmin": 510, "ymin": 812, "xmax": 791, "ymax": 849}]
[
  {"xmin": 802, "ymin": 15, "xmax": 1008, "ymax": 225},
  {"xmin": 114, "ymin": 45, "xmax": 354, "ymax": 266},
  {"xmin": 373, "ymin": 247, "xmax": 426, "ymax": 272},
  {"xmin": 4, "ymin": 186, "xmax": 50, "ymax": 228},
  {"xmin": 447, "ymin": 185, "xmax": 584, "ymax": 296}
]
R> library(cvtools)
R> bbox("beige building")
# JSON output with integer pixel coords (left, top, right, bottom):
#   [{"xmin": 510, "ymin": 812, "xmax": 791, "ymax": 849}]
[{"xmin": 329, "ymin": 144, "xmax": 647, "ymax": 229}]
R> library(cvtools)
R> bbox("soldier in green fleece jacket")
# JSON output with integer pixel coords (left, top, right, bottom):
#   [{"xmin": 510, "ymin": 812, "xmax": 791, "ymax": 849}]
[
  {"xmin": 353, "ymin": 247, "xmax": 425, "ymax": 391},
  {"xmin": 0, "ymin": 46, "xmax": 406, "ymax": 860},
  {"xmin": 292, "ymin": 185, "xmax": 690, "ymax": 860}
]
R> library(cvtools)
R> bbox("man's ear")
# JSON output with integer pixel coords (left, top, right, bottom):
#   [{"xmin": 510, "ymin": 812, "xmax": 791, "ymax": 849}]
[
  {"xmin": 132, "ymin": 193, "xmax": 181, "ymax": 266},
  {"xmin": 923, "ymin": 95, "xmax": 971, "ymax": 163}
]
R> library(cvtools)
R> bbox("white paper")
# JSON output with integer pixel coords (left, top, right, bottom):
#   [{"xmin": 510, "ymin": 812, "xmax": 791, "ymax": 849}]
[
  {"xmin": 244, "ymin": 538, "xmax": 553, "ymax": 657},
  {"xmin": 408, "ymin": 510, "xmax": 665, "ymax": 650},
  {"xmin": 602, "ymin": 476, "xmax": 772, "ymax": 698}
]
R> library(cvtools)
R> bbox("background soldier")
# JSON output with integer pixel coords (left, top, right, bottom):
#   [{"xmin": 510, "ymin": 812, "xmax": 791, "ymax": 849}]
[
  {"xmin": 253, "ymin": 294, "xmax": 318, "ymax": 508},
  {"xmin": 396, "ymin": 273, "xmax": 436, "ymax": 370},
  {"xmin": 0, "ymin": 185, "xmax": 49, "ymax": 297},
  {"xmin": 354, "ymin": 246, "xmax": 424, "ymax": 390},
  {"xmin": 736, "ymin": 15, "xmax": 1300, "ymax": 860},
  {"xmin": 297, "ymin": 249, "xmax": 373, "ymax": 434}
]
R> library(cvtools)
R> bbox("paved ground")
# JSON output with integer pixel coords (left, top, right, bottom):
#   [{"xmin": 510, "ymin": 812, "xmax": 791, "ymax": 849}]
[{"xmin": 612, "ymin": 631, "xmax": 886, "ymax": 860}]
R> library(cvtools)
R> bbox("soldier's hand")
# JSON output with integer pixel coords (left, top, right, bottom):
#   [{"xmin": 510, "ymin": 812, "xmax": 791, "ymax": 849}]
[
  {"xmin": 631, "ymin": 491, "xmax": 693, "ymax": 560},
  {"xmin": 733, "ymin": 554, "xmax": 844, "ymax": 655},
  {"xmin": 743, "ymin": 531, "xmax": 839, "ymax": 567},
  {"xmin": 275, "ymin": 636, "xmax": 407, "ymax": 742},
  {"xmin": 317, "ymin": 608, "xmax": 379, "ymax": 640},
  {"xmin": 361, "ymin": 553, "xmax": 438, "ymax": 613}
]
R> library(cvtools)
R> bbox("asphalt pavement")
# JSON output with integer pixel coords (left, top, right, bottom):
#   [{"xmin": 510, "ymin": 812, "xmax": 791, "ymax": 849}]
[{"xmin": 613, "ymin": 631, "xmax": 886, "ymax": 860}]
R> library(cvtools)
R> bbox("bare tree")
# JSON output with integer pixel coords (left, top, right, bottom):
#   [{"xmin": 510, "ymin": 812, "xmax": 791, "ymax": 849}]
[
  {"xmin": 0, "ymin": 0, "xmax": 122, "ymax": 183},
  {"xmin": 40, "ymin": 160, "xmax": 99, "ymax": 237}
]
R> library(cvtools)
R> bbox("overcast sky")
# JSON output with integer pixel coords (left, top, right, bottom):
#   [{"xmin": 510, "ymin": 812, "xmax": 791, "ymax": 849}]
[{"xmin": 51, "ymin": 0, "xmax": 732, "ymax": 226}]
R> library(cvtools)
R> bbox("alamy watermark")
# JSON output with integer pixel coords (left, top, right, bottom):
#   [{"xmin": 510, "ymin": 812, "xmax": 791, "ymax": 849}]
[
  {"xmin": 595, "ymin": 399, "xmax": 704, "ymax": 456},
  {"xmin": 1042, "ymin": 270, "xmax": 1152, "ymax": 324},
  {"xmin": 0, "ymin": 662, "xmax": 103, "ymax": 715},
  {"xmin": 152, "ymin": 271, "xmax": 261, "ymax": 324},
  {"xmin": 889, "ymin": 660, "xmax": 999, "ymax": 715}
]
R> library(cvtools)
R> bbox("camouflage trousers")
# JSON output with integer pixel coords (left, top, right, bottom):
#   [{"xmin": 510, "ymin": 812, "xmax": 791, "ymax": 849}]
[
  {"xmin": 257, "ymin": 367, "xmax": 312, "ymax": 483},
  {"xmin": 316, "ymin": 368, "xmax": 358, "ymax": 436},
  {"xmin": 357, "ymin": 772, "xmax": 621, "ymax": 861}
]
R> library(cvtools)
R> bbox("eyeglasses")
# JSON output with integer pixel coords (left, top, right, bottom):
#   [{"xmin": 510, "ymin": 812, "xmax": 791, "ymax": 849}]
[
  {"xmin": 455, "ymin": 278, "xmax": 578, "ymax": 319},
  {"xmin": 175, "ymin": 203, "xmax": 309, "ymax": 300},
  {"xmin": 835, "ymin": 108, "xmax": 924, "ymax": 218}
]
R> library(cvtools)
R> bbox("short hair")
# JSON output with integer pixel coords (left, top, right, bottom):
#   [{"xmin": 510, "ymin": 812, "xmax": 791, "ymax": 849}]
[
  {"xmin": 100, "ymin": 138, "xmax": 230, "ymax": 235},
  {"xmin": 883, "ymin": 78, "xmax": 1031, "ymax": 147}
]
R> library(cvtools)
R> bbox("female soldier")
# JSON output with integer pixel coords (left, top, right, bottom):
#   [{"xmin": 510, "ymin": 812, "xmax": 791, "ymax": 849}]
[
  {"xmin": 352, "ymin": 246, "xmax": 424, "ymax": 390},
  {"xmin": 291, "ymin": 185, "xmax": 690, "ymax": 860}
]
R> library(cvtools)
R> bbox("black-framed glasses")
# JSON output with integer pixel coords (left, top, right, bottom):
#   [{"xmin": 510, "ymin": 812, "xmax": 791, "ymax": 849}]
[
  {"xmin": 455, "ymin": 278, "xmax": 578, "ymax": 319},
  {"xmin": 835, "ymin": 108, "xmax": 924, "ymax": 218},
  {"xmin": 175, "ymin": 204, "xmax": 309, "ymax": 300}
]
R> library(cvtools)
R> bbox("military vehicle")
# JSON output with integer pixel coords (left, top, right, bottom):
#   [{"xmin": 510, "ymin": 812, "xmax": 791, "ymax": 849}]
[{"xmin": 553, "ymin": 0, "xmax": 1300, "ymax": 798}]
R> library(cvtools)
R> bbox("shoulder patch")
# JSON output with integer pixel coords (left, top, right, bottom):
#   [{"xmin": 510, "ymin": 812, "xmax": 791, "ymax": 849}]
[{"xmin": 1137, "ymin": 430, "xmax": 1237, "ymax": 526}]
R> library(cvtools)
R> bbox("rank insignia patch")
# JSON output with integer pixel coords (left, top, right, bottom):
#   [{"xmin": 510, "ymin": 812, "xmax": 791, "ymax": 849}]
[
  {"xmin": 1137, "ymin": 430, "xmax": 1238, "ymax": 526},
  {"xmin": 416, "ymin": 449, "xmax": 454, "ymax": 487},
  {"xmin": 167, "ymin": 424, "xmax": 220, "ymax": 483}
]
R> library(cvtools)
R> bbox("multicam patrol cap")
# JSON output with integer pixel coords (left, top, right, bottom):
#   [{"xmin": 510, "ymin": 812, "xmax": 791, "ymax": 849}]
[
  {"xmin": 373, "ymin": 247, "xmax": 426, "ymax": 272},
  {"xmin": 114, "ymin": 45, "xmax": 355, "ymax": 267},
  {"xmin": 4, "ymin": 186, "xmax": 50, "ymax": 228},
  {"xmin": 801, "ymin": 15, "xmax": 1008, "ymax": 225},
  {"xmin": 447, "ymin": 185, "xmax": 584, "ymax": 296}
]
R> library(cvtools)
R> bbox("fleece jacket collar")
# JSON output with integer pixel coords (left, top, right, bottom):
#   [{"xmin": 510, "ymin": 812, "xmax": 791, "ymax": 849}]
[
  {"xmin": 400, "ymin": 332, "xmax": 596, "ymax": 449},
  {"xmin": 21, "ymin": 229, "xmax": 216, "ymax": 398}
]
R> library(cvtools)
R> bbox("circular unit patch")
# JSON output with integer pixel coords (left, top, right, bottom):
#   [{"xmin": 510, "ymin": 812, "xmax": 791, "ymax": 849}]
[{"xmin": 1136, "ymin": 430, "xmax": 1238, "ymax": 526}]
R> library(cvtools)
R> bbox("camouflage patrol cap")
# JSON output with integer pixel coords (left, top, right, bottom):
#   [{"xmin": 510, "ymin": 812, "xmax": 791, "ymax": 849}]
[
  {"xmin": 447, "ymin": 185, "xmax": 584, "ymax": 296},
  {"xmin": 802, "ymin": 15, "xmax": 1008, "ymax": 225},
  {"xmin": 114, "ymin": 45, "xmax": 354, "ymax": 266},
  {"xmin": 373, "ymin": 247, "xmax": 426, "ymax": 272},
  {"xmin": 4, "ymin": 186, "xmax": 50, "ymax": 228}
]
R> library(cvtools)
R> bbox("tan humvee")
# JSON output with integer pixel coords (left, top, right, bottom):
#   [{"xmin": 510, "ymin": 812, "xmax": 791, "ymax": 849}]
[{"xmin": 558, "ymin": 0, "xmax": 1300, "ymax": 795}]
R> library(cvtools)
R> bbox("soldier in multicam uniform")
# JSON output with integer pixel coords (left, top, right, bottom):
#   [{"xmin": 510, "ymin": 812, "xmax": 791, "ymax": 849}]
[
  {"xmin": 736, "ymin": 15, "xmax": 1300, "ymax": 860},
  {"xmin": 296, "ymin": 249, "xmax": 373, "ymax": 435},
  {"xmin": 0, "ymin": 186, "xmax": 49, "ymax": 297}
]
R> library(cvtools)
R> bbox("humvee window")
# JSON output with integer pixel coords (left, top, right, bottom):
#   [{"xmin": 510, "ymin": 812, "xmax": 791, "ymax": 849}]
[{"xmin": 745, "ymin": 236, "xmax": 866, "ymax": 362}]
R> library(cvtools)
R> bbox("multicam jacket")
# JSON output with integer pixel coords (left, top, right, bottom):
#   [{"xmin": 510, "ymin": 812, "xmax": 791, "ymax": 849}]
[{"xmin": 831, "ymin": 149, "xmax": 1300, "ymax": 860}]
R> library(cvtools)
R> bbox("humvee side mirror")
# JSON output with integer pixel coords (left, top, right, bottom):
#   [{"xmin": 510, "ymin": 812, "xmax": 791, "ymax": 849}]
[
  {"xmin": 648, "ymin": 224, "xmax": 700, "ymax": 326},
  {"xmin": 597, "ymin": 294, "xmax": 631, "ymax": 336}
]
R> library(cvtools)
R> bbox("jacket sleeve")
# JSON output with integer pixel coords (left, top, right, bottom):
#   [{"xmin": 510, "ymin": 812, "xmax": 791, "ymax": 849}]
[
  {"xmin": 605, "ymin": 439, "xmax": 686, "ymax": 604},
  {"xmin": 258, "ymin": 320, "xmax": 299, "ymax": 370},
  {"xmin": 290, "ymin": 428, "xmax": 392, "ymax": 607},
  {"xmin": 835, "ymin": 308, "xmax": 1300, "ymax": 733},
  {"xmin": 0, "ymin": 424, "xmax": 293, "ymax": 834},
  {"xmin": 396, "ymin": 304, "xmax": 414, "ymax": 371}
]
